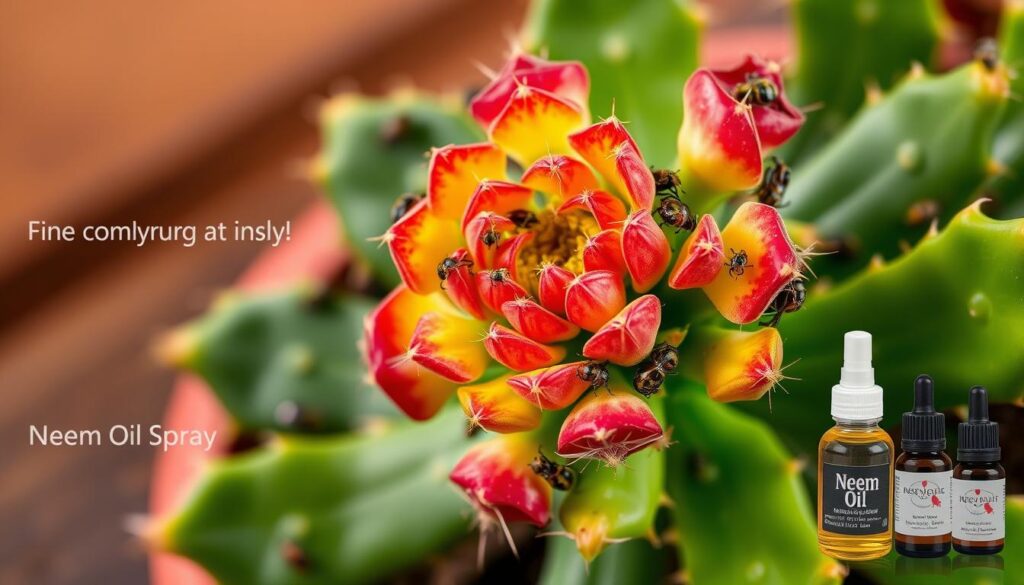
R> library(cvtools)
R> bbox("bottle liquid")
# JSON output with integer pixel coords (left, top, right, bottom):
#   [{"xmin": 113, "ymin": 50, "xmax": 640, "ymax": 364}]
[
  {"xmin": 818, "ymin": 331, "xmax": 894, "ymax": 561},
  {"xmin": 952, "ymin": 386, "xmax": 1005, "ymax": 555},
  {"xmin": 894, "ymin": 375, "xmax": 952, "ymax": 558}
]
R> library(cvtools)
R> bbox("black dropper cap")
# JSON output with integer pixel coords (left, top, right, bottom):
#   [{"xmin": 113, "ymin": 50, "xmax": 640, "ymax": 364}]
[
  {"xmin": 902, "ymin": 375, "xmax": 945, "ymax": 451},
  {"xmin": 957, "ymin": 386, "xmax": 1000, "ymax": 462}
]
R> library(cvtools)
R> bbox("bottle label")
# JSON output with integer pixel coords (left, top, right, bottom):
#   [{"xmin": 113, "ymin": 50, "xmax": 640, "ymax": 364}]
[
  {"xmin": 952, "ymin": 478, "xmax": 1005, "ymax": 541},
  {"xmin": 894, "ymin": 470, "xmax": 951, "ymax": 536},
  {"xmin": 821, "ymin": 462, "xmax": 890, "ymax": 535}
]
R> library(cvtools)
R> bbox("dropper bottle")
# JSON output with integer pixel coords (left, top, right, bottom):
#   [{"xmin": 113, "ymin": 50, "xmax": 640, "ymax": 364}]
[
  {"xmin": 894, "ymin": 375, "xmax": 952, "ymax": 558},
  {"xmin": 817, "ymin": 331, "xmax": 894, "ymax": 561},
  {"xmin": 952, "ymin": 386, "xmax": 1005, "ymax": 555}
]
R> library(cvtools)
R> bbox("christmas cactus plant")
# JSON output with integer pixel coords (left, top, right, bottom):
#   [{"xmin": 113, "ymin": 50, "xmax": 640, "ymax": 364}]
[{"xmin": 151, "ymin": 0, "xmax": 1024, "ymax": 583}]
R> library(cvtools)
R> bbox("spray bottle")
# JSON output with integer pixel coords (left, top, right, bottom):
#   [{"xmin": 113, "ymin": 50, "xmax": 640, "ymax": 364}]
[{"xmin": 817, "ymin": 331, "xmax": 894, "ymax": 560}]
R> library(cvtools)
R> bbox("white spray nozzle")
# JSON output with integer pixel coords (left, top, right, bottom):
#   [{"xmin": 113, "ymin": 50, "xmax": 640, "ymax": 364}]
[
  {"xmin": 840, "ymin": 331, "xmax": 875, "ymax": 388},
  {"xmin": 832, "ymin": 330, "xmax": 883, "ymax": 420}
]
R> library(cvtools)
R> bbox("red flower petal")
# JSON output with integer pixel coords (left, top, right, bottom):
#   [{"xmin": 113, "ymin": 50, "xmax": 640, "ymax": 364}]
[
  {"xmin": 521, "ymin": 154, "xmax": 600, "ymax": 203},
  {"xmin": 457, "ymin": 374, "xmax": 541, "ymax": 433},
  {"xmin": 428, "ymin": 143, "xmax": 507, "ymax": 220},
  {"xmin": 537, "ymin": 263, "xmax": 575, "ymax": 316},
  {"xmin": 582, "ymin": 295, "xmax": 661, "ymax": 366},
  {"xmin": 461, "ymin": 180, "xmax": 534, "ymax": 231},
  {"xmin": 710, "ymin": 55, "xmax": 804, "ymax": 149},
  {"xmin": 679, "ymin": 69, "xmax": 763, "ymax": 191},
  {"xmin": 492, "ymin": 232, "xmax": 534, "ymax": 281},
  {"xmin": 557, "ymin": 391, "xmax": 664, "ymax": 465},
  {"xmin": 668, "ymin": 214, "xmax": 725, "ymax": 289},
  {"xmin": 703, "ymin": 203, "xmax": 801, "ymax": 324},
  {"xmin": 557, "ymin": 189, "xmax": 628, "ymax": 231},
  {"xmin": 502, "ymin": 297, "xmax": 580, "ymax": 343},
  {"xmin": 386, "ymin": 198, "xmax": 462, "ymax": 295},
  {"xmin": 612, "ymin": 141, "xmax": 655, "ymax": 210},
  {"xmin": 568, "ymin": 118, "xmax": 653, "ymax": 209},
  {"xmin": 507, "ymin": 361, "xmax": 592, "ymax": 410},
  {"xmin": 483, "ymin": 322, "xmax": 566, "ymax": 372},
  {"xmin": 464, "ymin": 211, "xmax": 517, "ymax": 269},
  {"xmin": 582, "ymin": 229, "xmax": 627, "ymax": 276},
  {"xmin": 621, "ymin": 210, "xmax": 671, "ymax": 292},
  {"xmin": 564, "ymin": 270, "xmax": 626, "ymax": 332},
  {"xmin": 450, "ymin": 434, "xmax": 552, "ymax": 527},
  {"xmin": 489, "ymin": 86, "xmax": 586, "ymax": 165},
  {"xmin": 477, "ymin": 268, "xmax": 530, "ymax": 314},
  {"xmin": 442, "ymin": 248, "xmax": 486, "ymax": 320},
  {"xmin": 704, "ymin": 328, "xmax": 784, "ymax": 403},
  {"xmin": 408, "ymin": 311, "xmax": 489, "ymax": 383},
  {"xmin": 469, "ymin": 54, "xmax": 589, "ymax": 129},
  {"xmin": 364, "ymin": 286, "xmax": 457, "ymax": 420}
]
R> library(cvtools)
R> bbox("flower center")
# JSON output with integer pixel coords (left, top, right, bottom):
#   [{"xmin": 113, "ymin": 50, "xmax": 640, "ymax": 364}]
[{"xmin": 514, "ymin": 209, "xmax": 597, "ymax": 292}]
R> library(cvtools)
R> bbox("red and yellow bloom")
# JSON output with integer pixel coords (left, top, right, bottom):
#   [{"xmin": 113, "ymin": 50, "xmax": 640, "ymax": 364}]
[{"xmin": 361, "ymin": 52, "xmax": 808, "ymax": 547}]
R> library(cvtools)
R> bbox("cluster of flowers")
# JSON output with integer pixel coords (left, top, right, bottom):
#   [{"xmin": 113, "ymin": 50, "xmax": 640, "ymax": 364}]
[{"xmin": 363, "ymin": 52, "xmax": 807, "ymax": 552}]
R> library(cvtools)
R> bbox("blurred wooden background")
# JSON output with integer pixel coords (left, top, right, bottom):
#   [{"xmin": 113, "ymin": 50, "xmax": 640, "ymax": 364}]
[{"xmin": 0, "ymin": 1, "xmax": 530, "ymax": 582}]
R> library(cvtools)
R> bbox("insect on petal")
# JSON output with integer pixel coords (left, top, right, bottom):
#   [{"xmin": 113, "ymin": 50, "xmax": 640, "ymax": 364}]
[
  {"xmin": 450, "ymin": 434, "xmax": 552, "ymax": 527},
  {"xmin": 386, "ymin": 198, "xmax": 462, "ymax": 295},
  {"xmin": 702, "ymin": 203, "xmax": 800, "ymax": 324},
  {"xmin": 442, "ymin": 248, "xmax": 487, "ymax": 320}
]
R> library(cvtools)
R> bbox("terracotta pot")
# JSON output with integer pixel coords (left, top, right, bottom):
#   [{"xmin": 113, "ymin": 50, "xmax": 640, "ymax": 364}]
[{"xmin": 148, "ymin": 28, "xmax": 791, "ymax": 584}]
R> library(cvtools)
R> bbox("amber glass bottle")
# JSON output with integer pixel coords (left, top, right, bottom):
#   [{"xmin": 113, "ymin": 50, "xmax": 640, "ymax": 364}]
[
  {"xmin": 952, "ymin": 386, "xmax": 1005, "ymax": 555},
  {"xmin": 894, "ymin": 375, "xmax": 952, "ymax": 558},
  {"xmin": 818, "ymin": 332, "xmax": 893, "ymax": 561}
]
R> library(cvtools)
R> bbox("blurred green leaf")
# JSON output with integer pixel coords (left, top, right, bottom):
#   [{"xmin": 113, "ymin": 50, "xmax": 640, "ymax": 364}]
[
  {"xmin": 318, "ymin": 95, "xmax": 482, "ymax": 288},
  {"xmin": 783, "ymin": 0, "xmax": 940, "ymax": 162},
  {"xmin": 179, "ymin": 289, "xmax": 399, "ymax": 433},
  {"xmin": 163, "ymin": 408, "xmax": 474, "ymax": 585},
  {"xmin": 524, "ymin": 0, "xmax": 701, "ymax": 167}
]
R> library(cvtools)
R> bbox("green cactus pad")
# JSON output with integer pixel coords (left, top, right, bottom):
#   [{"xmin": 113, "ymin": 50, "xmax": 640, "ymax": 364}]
[
  {"xmin": 764, "ymin": 204, "xmax": 1024, "ymax": 452},
  {"xmin": 317, "ymin": 94, "xmax": 481, "ymax": 287},
  {"xmin": 989, "ymin": 2, "xmax": 1024, "ymax": 213},
  {"xmin": 169, "ymin": 288, "xmax": 399, "ymax": 434},
  {"xmin": 783, "ymin": 0, "xmax": 940, "ymax": 161},
  {"xmin": 538, "ymin": 535, "xmax": 667, "ymax": 585},
  {"xmin": 523, "ymin": 0, "xmax": 701, "ymax": 167},
  {"xmin": 160, "ymin": 408, "xmax": 474, "ymax": 585},
  {"xmin": 665, "ymin": 384, "xmax": 842, "ymax": 585},
  {"xmin": 556, "ymin": 395, "xmax": 665, "ymax": 560},
  {"xmin": 784, "ymin": 62, "xmax": 1009, "ymax": 277}
]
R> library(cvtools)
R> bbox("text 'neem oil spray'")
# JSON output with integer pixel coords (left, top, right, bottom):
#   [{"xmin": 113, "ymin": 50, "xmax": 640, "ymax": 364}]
[{"xmin": 818, "ymin": 331, "xmax": 894, "ymax": 561}]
